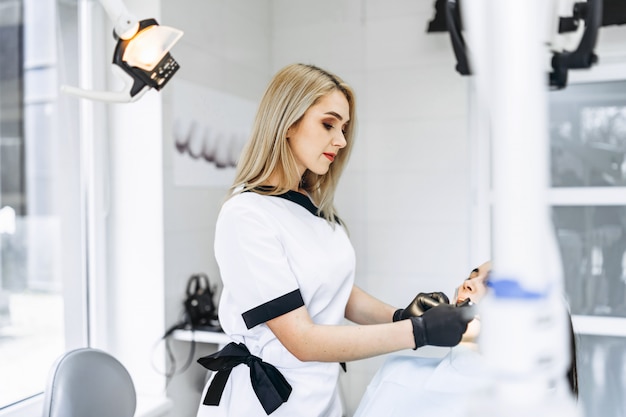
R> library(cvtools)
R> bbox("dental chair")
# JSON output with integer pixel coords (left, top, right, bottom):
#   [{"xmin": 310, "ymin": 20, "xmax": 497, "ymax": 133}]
[{"xmin": 42, "ymin": 347, "xmax": 137, "ymax": 417}]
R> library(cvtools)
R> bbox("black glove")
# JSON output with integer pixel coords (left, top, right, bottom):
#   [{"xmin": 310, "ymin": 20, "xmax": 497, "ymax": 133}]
[
  {"xmin": 409, "ymin": 303, "xmax": 475, "ymax": 349},
  {"xmin": 393, "ymin": 292, "xmax": 450, "ymax": 322}
]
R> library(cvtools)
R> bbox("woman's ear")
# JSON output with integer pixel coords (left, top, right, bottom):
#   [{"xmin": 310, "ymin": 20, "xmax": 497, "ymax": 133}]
[{"xmin": 287, "ymin": 121, "xmax": 299, "ymax": 139}]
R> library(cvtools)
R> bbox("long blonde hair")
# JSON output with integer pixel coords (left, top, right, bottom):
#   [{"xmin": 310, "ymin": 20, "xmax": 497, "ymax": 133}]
[{"xmin": 229, "ymin": 63, "xmax": 356, "ymax": 224}]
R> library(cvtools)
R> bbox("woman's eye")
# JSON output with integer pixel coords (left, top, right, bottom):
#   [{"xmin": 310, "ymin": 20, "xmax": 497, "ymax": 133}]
[{"xmin": 323, "ymin": 123, "xmax": 333, "ymax": 130}]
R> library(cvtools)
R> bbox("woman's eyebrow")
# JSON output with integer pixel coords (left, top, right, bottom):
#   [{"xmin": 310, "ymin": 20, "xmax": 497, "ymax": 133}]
[{"xmin": 324, "ymin": 111, "xmax": 345, "ymax": 121}]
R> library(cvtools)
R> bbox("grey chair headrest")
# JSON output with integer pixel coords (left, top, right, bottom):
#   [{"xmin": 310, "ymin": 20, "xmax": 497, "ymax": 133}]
[{"xmin": 42, "ymin": 348, "xmax": 137, "ymax": 417}]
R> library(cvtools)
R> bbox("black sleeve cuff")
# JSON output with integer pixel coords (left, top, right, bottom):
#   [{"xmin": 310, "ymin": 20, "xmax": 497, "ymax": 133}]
[
  {"xmin": 242, "ymin": 289, "xmax": 305, "ymax": 329},
  {"xmin": 392, "ymin": 308, "xmax": 404, "ymax": 322},
  {"xmin": 410, "ymin": 316, "xmax": 427, "ymax": 350}
]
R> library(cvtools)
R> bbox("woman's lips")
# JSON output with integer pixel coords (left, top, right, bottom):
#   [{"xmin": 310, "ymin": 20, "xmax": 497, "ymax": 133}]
[
  {"xmin": 456, "ymin": 298, "xmax": 471, "ymax": 306},
  {"xmin": 323, "ymin": 153, "xmax": 335, "ymax": 162}
]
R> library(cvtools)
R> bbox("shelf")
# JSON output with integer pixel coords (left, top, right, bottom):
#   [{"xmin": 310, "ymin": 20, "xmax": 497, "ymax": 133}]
[
  {"xmin": 572, "ymin": 315, "xmax": 626, "ymax": 337},
  {"xmin": 171, "ymin": 329, "xmax": 232, "ymax": 348}
]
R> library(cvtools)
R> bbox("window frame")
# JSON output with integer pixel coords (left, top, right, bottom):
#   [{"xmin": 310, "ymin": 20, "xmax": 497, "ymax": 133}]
[{"xmin": 0, "ymin": 0, "xmax": 106, "ymax": 413}]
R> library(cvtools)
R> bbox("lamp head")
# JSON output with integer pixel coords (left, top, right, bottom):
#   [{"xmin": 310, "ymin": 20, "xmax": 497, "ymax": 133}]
[
  {"xmin": 60, "ymin": 0, "xmax": 184, "ymax": 103},
  {"xmin": 113, "ymin": 18, "xmax": 182, "ymax": 98}
]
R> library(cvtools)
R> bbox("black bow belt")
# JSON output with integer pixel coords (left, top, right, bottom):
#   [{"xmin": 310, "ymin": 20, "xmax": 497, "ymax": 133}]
[{"xmin": 197, "ymin": 342, "xmax": 292, "ymax": 415}]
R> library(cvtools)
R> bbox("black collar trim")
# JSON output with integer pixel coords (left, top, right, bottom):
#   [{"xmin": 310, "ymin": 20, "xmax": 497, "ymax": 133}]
[
  {"xmin": 245, "ymin": 187, "xmax": 340, "ymax": 224},
  {"xmin": 275, "ymin": 190, "xmax": 320, "ymax": 218}
]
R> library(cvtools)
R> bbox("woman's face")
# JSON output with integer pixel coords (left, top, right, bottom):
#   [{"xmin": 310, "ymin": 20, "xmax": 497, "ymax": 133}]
[
  {"xmin": 287, "ymin": 90, "xmax": 350, "ymax": 178},
  {"xmin": 455, "ymin": 261, "xmax": 491, "ymax": 305}
]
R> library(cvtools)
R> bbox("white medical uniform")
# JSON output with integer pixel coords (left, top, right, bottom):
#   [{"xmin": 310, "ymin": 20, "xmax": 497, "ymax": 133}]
[{"xmin": 196, "ymin": 190, "xmax": 355, "ymax": 417}]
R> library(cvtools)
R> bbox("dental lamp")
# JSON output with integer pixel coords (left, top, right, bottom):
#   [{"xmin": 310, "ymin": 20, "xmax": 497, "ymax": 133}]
[
  {"xmin": 61, "ymin": 0, "xmax": 183, "ymax": 103},
  {"xmin": 435, "ymin": 0, "xmax": 603, "ymax": 89}
]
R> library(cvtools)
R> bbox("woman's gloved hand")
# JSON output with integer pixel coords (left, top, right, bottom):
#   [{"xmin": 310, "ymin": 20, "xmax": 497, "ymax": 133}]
[
  {"xmin": 409, "ymin": 303, "xmax": 475, "ymax": 349},
  {"xmin": 393, "ymin": 292, "xmax": 450, "ymax": 322}
]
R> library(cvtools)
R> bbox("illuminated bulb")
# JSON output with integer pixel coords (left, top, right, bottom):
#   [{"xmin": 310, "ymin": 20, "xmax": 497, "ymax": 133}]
[
  {"xmin": 135, "ymin": 45, "xmax": 161, "ymax": 68},
  {"xmin": 122, "ymin": 25, "xmax": 183, "ymax": 71}
]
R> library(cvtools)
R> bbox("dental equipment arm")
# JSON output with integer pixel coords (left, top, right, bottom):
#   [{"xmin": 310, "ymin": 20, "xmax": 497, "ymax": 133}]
[
  {"xmin": 61, "ymin": 0, "xmax": 183, "ymax": 103},
  {"xmin": 446, "ymin": 0, "xmax": 471, "ymax": 75},
  {"xmin": 99, "ymin": 0, "xmax": 139, "ymax": 40},
  {"xmin": 444, "ymin": 0, "xmax": 602, "ymax": 89},
  {"xmin": 550, "ymin": 0, "xmax": 602, "ymax": 88}
]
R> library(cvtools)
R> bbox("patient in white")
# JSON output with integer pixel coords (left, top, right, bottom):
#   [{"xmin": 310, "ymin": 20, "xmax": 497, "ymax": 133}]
[{"xmin": 354, "ymin": 261, "xmax": 578, "ymax": 417}]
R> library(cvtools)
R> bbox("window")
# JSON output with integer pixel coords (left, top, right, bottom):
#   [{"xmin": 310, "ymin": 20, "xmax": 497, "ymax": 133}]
[
  {"xmin": 0, "ymin": 0, "xmax": 85, "ymax": 410},
  {"xmin": 549, "ymin": 79, "xmax": 626, "ymax": 416}
]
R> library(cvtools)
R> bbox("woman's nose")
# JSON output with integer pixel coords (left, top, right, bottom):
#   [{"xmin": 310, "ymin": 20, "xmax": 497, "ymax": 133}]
[{"xmin": 334, "ymin": 132, "xmax": 347, "ymax": 148}]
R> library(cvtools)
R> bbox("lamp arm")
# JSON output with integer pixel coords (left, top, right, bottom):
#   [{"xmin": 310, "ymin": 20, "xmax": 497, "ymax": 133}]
[
  {"xmin": 60, "ymin": 65, "xmax": 149, "ymax": 103},
  {"xmin": 98, "ymin": 0, "xmax": 139, "ymax": 39}
]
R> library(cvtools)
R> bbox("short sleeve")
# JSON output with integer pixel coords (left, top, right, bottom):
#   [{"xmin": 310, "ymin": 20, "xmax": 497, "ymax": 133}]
[{"xmin": 214, "ymin": 196, "xmax": 305, "ymax": 329}]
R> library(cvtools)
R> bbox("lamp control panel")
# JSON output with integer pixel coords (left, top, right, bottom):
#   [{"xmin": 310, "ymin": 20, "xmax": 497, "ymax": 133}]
[{"xmin": 149, "ymin": 54, "xmax": 180, "ymax": 90}]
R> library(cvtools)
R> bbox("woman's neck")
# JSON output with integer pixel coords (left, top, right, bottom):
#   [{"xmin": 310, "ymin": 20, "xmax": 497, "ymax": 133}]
[{"xmin": 262, "ymin": 173, "xmax": 304, "ymax": 193}]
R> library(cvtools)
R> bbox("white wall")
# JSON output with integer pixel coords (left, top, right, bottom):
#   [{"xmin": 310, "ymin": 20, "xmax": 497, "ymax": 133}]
[{"xmin": 158, "ymin": 1, "xmax": 472, "ymax": 416}]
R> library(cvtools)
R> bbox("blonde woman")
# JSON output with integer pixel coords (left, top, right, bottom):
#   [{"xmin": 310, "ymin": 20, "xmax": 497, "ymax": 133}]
[{"xmin": 195, "ymin": 63, "xmax": 473, "ymax": 417}]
